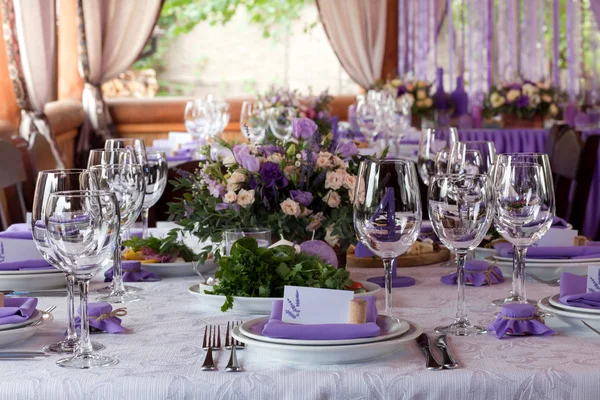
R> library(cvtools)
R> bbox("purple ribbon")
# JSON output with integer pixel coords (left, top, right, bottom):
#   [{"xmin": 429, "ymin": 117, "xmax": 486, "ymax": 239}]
[
  {"xmin": 440, "ymin": 260, "xmax": 504, "ymax": 286},
  {"xmin": 75, "ymin": 302, "xmax": 125, "ymax": 334},
  {"xmin": 488, "ymin": 303, "xmax": 554, "ymax": 339}
]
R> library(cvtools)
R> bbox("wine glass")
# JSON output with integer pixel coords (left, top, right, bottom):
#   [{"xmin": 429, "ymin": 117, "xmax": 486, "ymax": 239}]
[
  {"xmin": 45, "ymin": 190, "xmax": 120, "ymax": 368},
  {"xmin": 240, "ymin": 101, "xmax": 267, "ymax": 144},
  {"xmin": 184, "ymin": 99, "xmax": 215, "ymax": 143},
  {"xmin": 87, "ymin": 149, "xmax": 135, "ymax": 169},
  {"xmin": 90, "ymin": 164, "xmax": 146, "ymax": 303},
  {"xmin": 104, "ymin": 138, "xmax": 146, "ymax": 155},
  {"xmin": 137, "ymin": 151, "xmax": 168, "ymax": 239},
  {"xmin": 31, "ymin": 169, "xmax": 104, "ymax": 353},
  {"xmin": 267, "ymin": 107, "xmax": 295, "ymax": 142},
  {"xmin": 492, "ymin": 154, "xmax": 555, "ymax": 305},
  {"xmin": 460, "ymin": 141, "xmax": 497, "ymax": 175},
  {"xmin": 356, "ymin": 99, "xmax": 378, "ymax": 144},
  {"xmin": 417, "ymin": 127, "xmax": 459, "ymax": 185},
  {"xmin": 429, "ymin": 174, "xmax": 494, "ymax": 335},
  {"xmin": 353, "ymin": 159, "xmax": 422, "ymax": 317},
  {"xmin": 214, "ymin": 100, "xmax": 230, "ymax": 134}
]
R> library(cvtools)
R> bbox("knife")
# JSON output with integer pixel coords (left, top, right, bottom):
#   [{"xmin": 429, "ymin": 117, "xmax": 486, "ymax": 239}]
[
  {"xmin": 3, "ymin": 291, "xmax": 68, "ymax": 297},
  {"xmin": 435, "ymin": 335, "xmax": 458, "ymax": 369},
  {"xmin": 415, "ymin": 333, "xmax": 443, "ymax": 371}
]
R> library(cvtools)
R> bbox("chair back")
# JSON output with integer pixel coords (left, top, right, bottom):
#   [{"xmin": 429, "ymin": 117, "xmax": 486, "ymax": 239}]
[{"xmin": 0, "ymin": 139, "xmax": 28, "ymax": 229}]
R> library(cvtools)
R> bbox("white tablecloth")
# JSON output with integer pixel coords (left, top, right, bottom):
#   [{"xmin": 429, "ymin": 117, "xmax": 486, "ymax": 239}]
[{"xmin": 1, "ymin": 265, "xmax": 599, "ymax": 400}]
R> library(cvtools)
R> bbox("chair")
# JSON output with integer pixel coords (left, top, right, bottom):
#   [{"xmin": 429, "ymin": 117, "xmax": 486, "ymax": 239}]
[
  {"xmin": 0, "ymin": 140, "xmax": 28, "ymax": 229},
  {"xmin": 545, "ymin": 123, "xmax": 572, "ymax": 158}
]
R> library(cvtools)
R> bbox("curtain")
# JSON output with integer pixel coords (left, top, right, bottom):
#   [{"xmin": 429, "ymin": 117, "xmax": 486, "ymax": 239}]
[
  {"xmin": 0, "ymin": 0, "xmax": 64, "ymax": 168},
  {"xmin": 75, "ymin": 0, "xmax": 164, "ymax": 166},
  {"xmin": 591, "ymin": 0, "xmax": 600, "ymax": 29},
  {"xmin": 316, "ymin": 0, "xmax": 387, "ymax": 88}
]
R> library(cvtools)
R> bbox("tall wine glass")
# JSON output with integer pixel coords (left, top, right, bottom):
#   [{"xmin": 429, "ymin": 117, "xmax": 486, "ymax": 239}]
[
  {"xmin": 137, "ymin": 151, "xmax": 168, "ymax": 239},
  {"xmin": 87, "ymin": 149, "xmax": 135, "ymax": 169},
  {"xmin": 90, "ymin": 164, "xmax": 145, "ymax": 303},
  {"xmin": 356, "ymin": 99, "xmax": 378, "ymax": 144},
  {"xmin": 240, "ymin": 101, "xmax": 267, "ymax": 144},
  {"xmin": 460, "ymin": 141, "xmax": 497, "ymax": 175},
  {"xmin": 267, "ymin": 107, "xmax": 295, "ymax": 142},
  {"xmin": 31, "ymin": 169, "xmax": 104, "ymax": 353},
  {"xmin": 492, "ymin": 154, "xmax": 555, "ymax": 305},
  {"xmin": 184, "ymin": 99, "xmax": 215, "ymax": 143},
  {"xmin": 45, "ymin": 190, "xmax": 120, "ymax": 368},
  {"xmin": 429, "ymin": 174, "xmax": 494, "ymax": 335},
  {"xmin": 417, "ymin": 127, "xmax": 459, "ymax": 185},
  {"xmin": 104, "ymin": 138, "xmax": 146, "ymax": 155},
  {"xmin": 353, "ymin": 159, "xmax": 422, "ymax": 317}
]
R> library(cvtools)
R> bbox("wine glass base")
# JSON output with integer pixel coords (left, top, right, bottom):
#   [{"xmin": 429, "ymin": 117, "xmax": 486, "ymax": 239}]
[
  {"xmin": 434, "ymin": 321, "xmax": 487, "ymax": 336},
  {"xmin": 491, "ymin": 297, "xmax": 537, "ymax": 306},
  {"xmin": 96, "ymin": 292, "xmax": 143, "ymax": 304},
  {"xmin": 44, "ymin": 341, "xmax": 105, "ymax": 353},
  {"xmin": 95, "ymin": 284, "xmax": 142, "ymax": 294},
  {"xmin": 56, "ymin": 353, "xmax": 118, "ymax": 369},
  {"xmin": 367, "ymin": 276, "xmax": 416, "ymax": 288}
]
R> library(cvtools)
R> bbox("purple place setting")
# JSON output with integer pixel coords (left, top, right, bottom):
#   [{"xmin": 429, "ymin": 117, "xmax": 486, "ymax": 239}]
[
  {"xmin": 558, "ymin": 272, "xmax": 600, "ymax": 309},
  {"xmin": 104, "ymin": 260, "xmax": 160, "ymax": 283},
  {"xmin": 0, "ymin": 297, "xmax": 38, "ymax": 325},
  {"xmin": 487, "ymin": 303, "xmax": 555, "ymax": 339},
  {"xmin": 440, "ymin": 260, "xmax": 504, "ymax": 286},
  {"xmin": 75, "ymin": 302, "xmax": 126, "ymax": 334}
]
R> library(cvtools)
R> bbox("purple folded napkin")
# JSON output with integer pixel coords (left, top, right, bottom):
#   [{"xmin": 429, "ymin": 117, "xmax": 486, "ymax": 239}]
[
  {"xmin": 494, "ymin": 242, "xmax": 600, "ymax": 260},
  {"xmin": 75, "ymin": 302, "xmax": 126, "ymax": 334},
  {"xmin": 167, "ymin": 154, "xmax": 193, "ymax": 162},
  {"xmin": 558, "ymin": 272, "xmax": 600, "ymax": 309},
  {"xmin": 440, "ymin": 260, "xmax": 504, "ymax": 286},
  {"xmin": 0, "ymin": 229, "xmax": 33, "ymax": 240},
  {"xmin": 0, "ymin": 259, "xmax": 54, "ymax": 271},
  {"xmin": 4, "ymin": 223, "xmax": 30, "ymax": 233},
  {"xmin": 104, "ymin": 260, "xmax": 160, "ymax": 282},
  {"xmin": 552, "ymin": 216, "xmax": 569, "ymax": 229},
  {"xmin": 261, "ymin": 296, "xmax": 380, "ymax": 340},
  {"xmin": 487, "ymin": 303, "xmax": 554, "ymax": 339},
  {"xmin": 0, "ymin": 297, "xmax": 38, "ymax": 325}
]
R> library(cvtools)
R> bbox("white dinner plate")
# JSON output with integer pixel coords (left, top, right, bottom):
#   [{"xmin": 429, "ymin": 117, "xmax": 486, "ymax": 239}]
[
  {"xmin": 0, "ymin": 268, "xmax": 62, "ymax": 276},
  {"xmin": 231, "ymin": 322, "xmax": 423, "ymax": 365},
  {"xmin": 487, "ymin": 257, "xmax": 588, "ymax": 281},
  {"xmin": 493, "ymin": 255, "xmax": 600, "ymax": 264},
  {"xmin": 0, "ymin": 311, "xmax": 53, "ymax": 348},
  {"xmin": 0, "ymin": 310, "xmax": 42, "ymax": 332},
  {"xmin": 141, "ymin": 259, "xmax": 217, "ymax": 277},
  {"xmin": 239, "ymin": 315, "xmax": 410, "ymax": 346},
  {"xmin": 538, "ymin": 296, "xmax": 600, "ymax": 330},
  {"xmin": 0, "ymin": 272, "xmax": 65, "ymax": 291},
  {"xmin": 188, "ymin": 280, "xmax": 381, "ymax": 314},
  {"xmin": 548, "ymin": 294, "xmax": 600, "ymax": 315}
]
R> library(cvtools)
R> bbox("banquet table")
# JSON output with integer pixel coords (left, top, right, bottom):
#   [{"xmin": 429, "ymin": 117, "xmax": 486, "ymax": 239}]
[{"xmin": 3, "ymin": 265, "xmax": 600, "ymax": 400}]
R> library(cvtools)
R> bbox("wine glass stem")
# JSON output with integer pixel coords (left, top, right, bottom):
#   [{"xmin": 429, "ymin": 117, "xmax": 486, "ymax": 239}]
[
  {"xmin": 383, "ymin": 258, "xmax": 394, "ymax": 317},
  {"xmin": 78, "ymin": 280, "xmax": 93, "ymax": 356},
  {"xmin": 112, "ymin": 235, "xmax": 126, "ymax": 293},
  {"xmin": 515, "ymin": 245, "xmax": 528, "ymax": 303},
  {"xmin": 454, "ymin": 251, "xmax": 468, "ymax": 323},
  {"xmin": 141, "ymin": 207, "xmax": 149, "ymax": 240},
  {"xmin": 65, "ymin": 274, "xmax": 77, "ymax": 343}
]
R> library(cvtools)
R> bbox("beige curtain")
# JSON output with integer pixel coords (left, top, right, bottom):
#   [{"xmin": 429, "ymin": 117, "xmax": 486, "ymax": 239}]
[
  {"xmin": 317, "ymin": 0, "xmax": 387, "ymax": 88},
  {"xmin": 1, "ymin": 0, "xmax": 64, "ymax": 168}
]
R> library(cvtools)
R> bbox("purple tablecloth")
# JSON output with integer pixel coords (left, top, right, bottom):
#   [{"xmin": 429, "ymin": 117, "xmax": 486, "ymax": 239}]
[{"xmin": 459, "ymin": 128, "xmax": 600, "ymax": 239}]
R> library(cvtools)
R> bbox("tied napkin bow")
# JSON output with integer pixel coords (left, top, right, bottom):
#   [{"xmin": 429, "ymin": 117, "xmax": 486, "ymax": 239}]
[
  {"xmin": 558, "ymin": 272, "xmax": 600, "ymax": 309},
  {"xmin": 75, "ymin": 302, "xmax": 126, "ymax": 333},
  {"xmin": 488, "ymin": 303, "xmax": 554, "ymax": 339},
  {"xmin": 440, "ymin": 260, "xmax": 504, "ymax": 286},
  {"xmin": 104, "ymin": 260, "xmax": 160, "ymax": 282}
]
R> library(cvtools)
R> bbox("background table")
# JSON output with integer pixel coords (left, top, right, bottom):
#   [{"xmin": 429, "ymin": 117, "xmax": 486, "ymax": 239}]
[{"xmin": 1, "ymin": 265, "xmax": 599, "ymax": 399}]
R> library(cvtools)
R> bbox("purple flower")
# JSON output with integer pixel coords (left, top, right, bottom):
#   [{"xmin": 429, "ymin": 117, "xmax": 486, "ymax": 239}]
[
  {"xmin": 397, "ymin": 86, "xmax": 407, "ymax": 96},
  {"xmin": 300, "ymin": 150, "xmax": 318, "ymax": 164},
  {"xmin": 515, "ymin": 95, "xmax": 529, "ymax": 108},
  {"xmin": 290, "ymin": 190, "xmax": 313, "ymax": 207},
  {"xmin": 233, "ymin": 144, "xmax": 260, "ymax": 172},
  {"xmin": 335, "ymin": 142, "xmax": 358, "ymax": 159},
  {"xmin": 207, "ymin": 180, "xmax": 225, "ymax": 198},
  {"xmin": 259, "ymin": 162, "xmax": 288, "ymax": 189},
  {"xmin": 259, "ymin": 145, "xmax": 284, "ymax": 157},
  {"xmin": 292, "ymin": 118, "xmax": 318, "ymax": 139}
]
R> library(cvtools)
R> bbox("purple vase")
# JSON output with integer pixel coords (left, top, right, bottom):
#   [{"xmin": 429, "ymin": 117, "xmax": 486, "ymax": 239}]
[
  {"xmin": 450, "ymin": 76, "xmax": 469, "ymax": 117},
  {"xmin": 432, "ymin": 68, "xmax": 449, "ymax": 111}
]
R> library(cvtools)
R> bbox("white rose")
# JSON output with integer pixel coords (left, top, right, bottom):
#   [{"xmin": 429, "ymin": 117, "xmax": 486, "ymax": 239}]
[
  {"xmin": 227, "ymin": 171, "xmax": 246, "ymax": 191},
  {"xmin": 522, "ymin": 83, "xmax": 538, "ymax": 97},
  {"xmin": 280, "ymin": 198, "xmax": 301, "ymax": 217},
  {"xmin": 344, "ymin": 174, "xmax": 357, "ymax": 190},
  {"xmin": 391, "ymin": 78, "xmax": 403, "ymax": 88},
  {"xmin": 267, "ymin": 153, "xmax": 283, "ymax": 164},
  {"xmin": 316, "ymin": 152, "xmax": 332, "ymax": 169},
  {"xmin": 236, "ymin": 189, "xmax": 255, "ymax": 207},
  {"xmin": 325, "ymin": 170, "xmax": 345, "ymax": 190},
  {"xmin": 530, "ymin": 94, "xmax": 541, "ymax": 107},
  {"xmin": 416, "ymin": 89, "xmax": 427, "ymax": 100},
  {"xmin": 325, "ymin": 190, "xmax": 341, "ymax": 208},
  {"xmin": 324, "ymin": 225, "xmax": 340, "ymax": 247},
  {"xmin": 223, "ymin": 190, "xmax": 237, "ymax": 204},
  {"xmin": 506, "ymin": 89, "xmax": 521, "ymax": 102},
  {"xmin": 490, "ymin": 92, "xmax": 506, "ymax": 108}
]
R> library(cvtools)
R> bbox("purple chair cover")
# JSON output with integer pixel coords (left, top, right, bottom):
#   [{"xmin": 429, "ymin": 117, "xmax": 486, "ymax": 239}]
[
  {"xmin": 0, "ymin": 259, "xmax": 54, "ymax": 271},
  {"xmin": 75, "ymin": 302, "xmax": 125, "ymax": 333},
  {"xmin": 558, "ymin": 272, "xmax": 600, "ymax": 309},
  {"xmin": 0, "ymin": 297, "xmax": 38, "ymax": 325},
  {"xmin": 494, "ymin": 242, "xmax": 600, "ymax": 259},
  {"xmin": 261, "ymin": 296, "xmax": 380, "ymax": 340},
  {"xmin": 104, "ymin": 261, "xmax": 160, "ymax": 282},
  {"xmin": 440, "ymin": 260, "xmax": 504, "ymax": 286},
  {"xmin": 487, "ymin": 303, "xmax": 554, "ymax": 339}
]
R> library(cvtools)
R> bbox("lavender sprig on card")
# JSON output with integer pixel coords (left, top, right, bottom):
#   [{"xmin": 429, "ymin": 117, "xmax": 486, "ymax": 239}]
[
  {"xmin": 589, "ymin": 272, "xmax": 600, "ymax": 293},
  {"xmin": 285, "ymin": 290, "xmax": 301, "ymax": 319}
]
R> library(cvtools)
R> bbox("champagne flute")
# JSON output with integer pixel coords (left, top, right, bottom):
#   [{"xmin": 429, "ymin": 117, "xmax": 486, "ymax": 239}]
[
  {"xmin": 45, "ymin": 190, "xmax": 120, "ymax": 368},
  {"xmin": 417, "ymin": 127, "xmax": 459, "ymax": 186},
  {"xmin": 240, "ymin": 101, "xmax": 267, "ymax": 144},
  {"xmin": 137, "ymin": 151, "xmax": 168, "ymax": 239},
  {"xmin": 429, "ymin": 174, "xmax": 494, "ymax": 335},
  {"xmin": 353, "ymin": 159, "xmax": 422, "ymax": 317}
]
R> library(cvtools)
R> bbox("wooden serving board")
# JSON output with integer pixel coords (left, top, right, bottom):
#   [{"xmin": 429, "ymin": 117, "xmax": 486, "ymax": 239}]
[{"xmin": 347, "ymin": 248, "xmax": 451, "ymax": 269}]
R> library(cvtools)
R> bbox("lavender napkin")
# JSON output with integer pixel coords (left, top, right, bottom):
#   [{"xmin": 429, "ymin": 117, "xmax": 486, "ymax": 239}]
[
  {"xmin": 0, "ymin": 297, "xmax": 38, "ymax": 325},
  {"xmin": 75, "ymin": 302, "xmax": 125, "ymax": 333},
  {"xmin": 104, "ymin": 261, "xmax": 160, "ymax": 282},
  {"xmin": 558, "ymin": 272, "xmax": 600, "ymax": 309},
  {"xmin": 487, "ymin": 303, "xmax": 554, "ymax": 339},
  {"xmin": 440, "ymin": 260, "xmax": 504, "ymax": 286},
  {"xmin": 494, "ymin": 242, "xmax": 600, "ymax": 260},
  {"xmin": 0, "ymin": 228, "xmax": 32, "ymax": 240},
  {"xmin": 552, "ymin": 216, "xmax": 569, "ymax": 229},
  {"xmin": 0, "ymin": 259, "xmax": 54, "ymax": 271},
  {"xmin": 261, "ymin": 296, "xmax": 380, "ymax": 340}
]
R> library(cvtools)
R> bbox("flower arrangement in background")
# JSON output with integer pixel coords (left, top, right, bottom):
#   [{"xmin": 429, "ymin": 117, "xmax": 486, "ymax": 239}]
[
  {"xmin": 483, "ymin": 81, "xmax": 561, "ymax": 119},
  {"xmin": 374, "ymin": 78, "xmax": 448, "ymax": 120},
  {"xmin": 167, "ymin": 117, "xmax": 375, "ymax": 263}
]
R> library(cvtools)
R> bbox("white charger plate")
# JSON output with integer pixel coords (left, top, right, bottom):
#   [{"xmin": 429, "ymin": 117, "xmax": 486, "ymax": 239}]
[
  {"xmin": 0, "ymin": 272, "xmax": 65, "ymax": 291},
  {"xmin": 141, "ymin": 259, "xmax": 217, "ymax": 277},
  {"xmin": 487, "ymin": 257, "xmax": 588, "ymax": 281},
  {"xmin": 548, "ymin": 294, "xmax": 600, "ymax": 315},
  {"xmin": 0, "ymin": 268, "xmax": 61, "ymax": 276},
  {"xmin": 231, "ymin": 322, "xmax": 423, "ymax": 365},
  {"xmin": 239, "ymin": 315, "xmax": 410, "ymax": 346},
  {"xmin": 0, "ymin": 311, "xmax": 53, "ymax": 348},
  {"xmin": 0, "ymin": 310, "xmax": 42, "ymax": 332},
  {"xmin": 188, "ymin": 280, "xmax": 381, "ymax": 314},
  {"xmin": 538, "ymin": 296, "xmax": 600, "ymax": 330},
  {"xmin": 493, "ymin": 255, "xmax": 600, "ymax": 264}
]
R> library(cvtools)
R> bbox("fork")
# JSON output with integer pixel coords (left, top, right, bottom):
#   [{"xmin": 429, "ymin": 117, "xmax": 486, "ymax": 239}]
[
  {"xmin": 225, "ymin": 321, "xmax": 244, "ymax": 372},
  {"xmin": 30, "ymin": 305, "xmax": 57, "ymax": 327},
  {"xmin": 526, "ymin": 273, "xmax": 560, "ymax": 287},
  {"xmin": 581, "ymin": 320, "xmax": 600, "ymax": 335},
  {"xmin": 201, "ymin": 325, "xmax": 220, "ymax": 371}
]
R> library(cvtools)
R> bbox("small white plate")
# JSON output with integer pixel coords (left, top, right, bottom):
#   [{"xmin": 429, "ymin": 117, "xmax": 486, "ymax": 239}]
[
  {"xmin": 548, "ymin": 294, "xmax": 600, "ymax": 315},
  {"xmin": 0, "ymin": 272, "xmax": 65, "ymax": 291},
  {"xmin": 188, "ymin": 280, "xmax": 381, "ymax": 314},
  {"xmin": 0, "ymin": 268, "xmax": 62, "ymax": 276},
  {"xmin": 0, "ymin": 311, "xmax": 53, "ymax": 348},
  {"xmin": 538, "ymin": 296, "xmax": 600, "ymax": 330},
  {"xmin": 493, "ymin": 255, "xmax": 600, "ymax": 264},
  {"xmin": 239, "ymin": 315, "xmax": 410, "ymax": 346},
  {"xmin": 231, "ymin": 322, "xmax": 423, "ymax": 365},
  {"xmin": 487, "ymin": 257, "xmax": 588, "ymax": 282},
  {"xmin": 0, "ymin": 310, "xmax": 42, "ymax": 332},
  {"xmin": 141, "ymin": 259, "xmax": 217, "ymax": 277}
]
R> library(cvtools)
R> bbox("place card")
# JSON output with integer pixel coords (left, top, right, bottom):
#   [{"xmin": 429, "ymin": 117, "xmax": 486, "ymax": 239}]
[
  {"xmin": 281, "ymin": 286, "xmax": 353, "ymax": 325},
  {"xmin": 535, "ymin": 228, "xmax": 578, "ymax": 247},
  {"xmin": 0, "ymin": 238, "xmax": 44, "ymax": 263},
  {"xmin": 587, "ymin": 266, "xmax": 600, "ymax": 293}
]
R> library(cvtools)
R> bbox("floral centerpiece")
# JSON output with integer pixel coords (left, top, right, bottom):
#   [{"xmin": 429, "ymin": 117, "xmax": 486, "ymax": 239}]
[
  {"xmin": 374, "ymin": 78, "xmax": 436, "ymax": 120},
  {"xmin": 167, "ymin": 118, "xmax": 376, "ymax": 267}
]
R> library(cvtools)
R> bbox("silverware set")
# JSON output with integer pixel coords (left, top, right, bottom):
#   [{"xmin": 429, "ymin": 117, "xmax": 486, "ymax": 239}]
[
  {"xmin": 415, "ymin": 333, "xmax": 458, "ymax": 370},
  {"xmin": 201, "ymin": 321, "xmax": 245, "ymax": 372}
]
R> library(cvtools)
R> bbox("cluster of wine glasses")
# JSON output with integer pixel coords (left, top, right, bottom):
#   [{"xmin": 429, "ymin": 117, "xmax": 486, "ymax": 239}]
[
  {"xmin": 31, "ymin": 138, "xmax": 168, "ymax": 368},
  {"xmin": 184, "ymin": 96, "xmax": 231, "ymax": 143},
  {"xmin": 239, "ymin": 100, "xmax": 296, "ymax": 143}
]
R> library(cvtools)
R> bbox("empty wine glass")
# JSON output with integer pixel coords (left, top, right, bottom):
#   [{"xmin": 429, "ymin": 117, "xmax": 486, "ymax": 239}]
[
  {"xmin": 267, "ymin": 107, "xmax": 295, "ymax": 142},
  {"xmin": 184, "ymin": 99, "xmax": 215, "ymax": 143},
  {"xmin": 31, "ymin": 169, "xmax": 105, "ymax": 353},
  {"xmin": 240, "ymin": 101, "xmax": 267, "ymax": 144},
  {"xmin": 460, "ymin": 141, "xmax": 497, "ymax": 175},
  {"xmin": 213, "ymin": 100, "xmax": 230, "ymax": 133},
  {"xmin": 87, "ymin": 149, "xmax": 135, "ymax": 169},
  {"xmin": 104, "ymin": 138, "xmax": 146, "ymax": 155},
  {"xmin": 137, "ymin": 151, "xmax": 168, "ymax": 239},
  {"xmin": 45, "ymin": 190, "xmax": 120, "ymax": 368},
  {"xmin": 417, "ymin": 127, "xmax": 459, "ymax": 185},
  {"xmin": 429, "ymin": 174, "xmax": 494, "ymax": 335},
  {"xmin": 353, "ymin": 159, "xmax": 422, "ymax": 317},
  {"xmin": 492, "ymin": 154, "xmax": 555, "ymax": 305},
  {"xmin": 356, "ymin": 98, "xmax": 378, "ymax": 144},
  {"xmin": 90, "ymin": 164, "xmax": 145, "ymax": 303}
]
